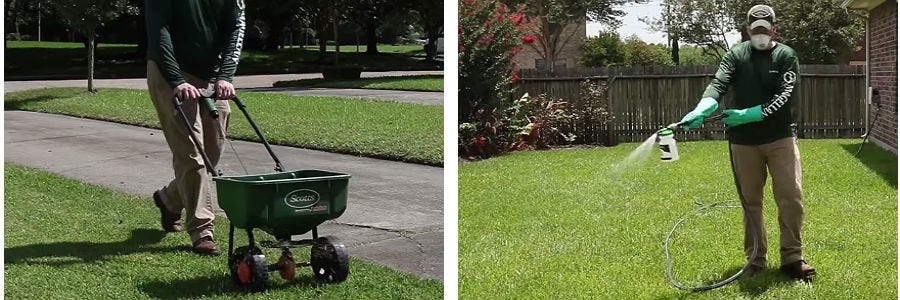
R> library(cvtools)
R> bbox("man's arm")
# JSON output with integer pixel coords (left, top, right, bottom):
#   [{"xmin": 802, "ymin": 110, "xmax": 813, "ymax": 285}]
[
  {"xmin": 215, "ymin": 0, "xmax": 246, "ymax": 83},
  {"xmin": 679, "ymin": 49, "xmax": 736, "ymax": 130},
  {"xmin": 145, "ymin": 0, "xmax": 186, "ymax": 88},
  {"xmin": 702, "ymin": 49, "xmax": 737, "ymax": 102},
  {"xmin": 760, "ymin": 52, "xmax": 799, "ymax": 117}
]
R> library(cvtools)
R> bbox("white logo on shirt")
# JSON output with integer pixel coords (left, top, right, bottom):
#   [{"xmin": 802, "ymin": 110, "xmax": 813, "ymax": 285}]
[{"xmin": 783, "ymin": 71, "xmax": 796, "ymax": 84}]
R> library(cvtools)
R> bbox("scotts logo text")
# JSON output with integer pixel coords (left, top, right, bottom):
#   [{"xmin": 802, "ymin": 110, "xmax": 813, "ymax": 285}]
[{"xmin": 284, "ymin": 189, "xmax": 320, "ymax": 209}]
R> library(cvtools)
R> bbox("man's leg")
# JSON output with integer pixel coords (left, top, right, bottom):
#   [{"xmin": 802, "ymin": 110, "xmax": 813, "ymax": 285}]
[
  {"xmin": 147, "ymin": 61, "xmax": 217, "ymax": 253},
  {"xmin": 147, "ymin": 61, "xmax": 185, "ymax": 232},
  {"xmin": 762, "ymin": 137, "xmax": 812, "ymax": 278},
  {"xmin": 730, "ymin": 143, "xmax": 769, "ymax": 268}
]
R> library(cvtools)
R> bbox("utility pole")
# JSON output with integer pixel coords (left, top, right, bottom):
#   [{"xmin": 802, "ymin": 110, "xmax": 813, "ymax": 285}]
[{"xmin": 37, "ymin": 0, "xmax": 42, "ymax": 41}]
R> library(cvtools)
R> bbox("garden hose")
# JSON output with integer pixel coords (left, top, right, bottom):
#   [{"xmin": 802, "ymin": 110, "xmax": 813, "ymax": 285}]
[
  {"xmin": 855, "ymin": 99, "xmax": 882, "ymax": 156},
  {"xmin": 663, "ymin": 116, "xmax": 760, "ymax": 292}
]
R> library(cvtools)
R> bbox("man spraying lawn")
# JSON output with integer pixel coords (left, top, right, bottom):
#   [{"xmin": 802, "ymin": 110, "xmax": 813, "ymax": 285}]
[
  {"xmin": 145, "ymin": 0, "xmax": 246, "ymax": 255},
  {"xmin": 679, "ymin": 4, "xmax": 815, "ymax": 281}
]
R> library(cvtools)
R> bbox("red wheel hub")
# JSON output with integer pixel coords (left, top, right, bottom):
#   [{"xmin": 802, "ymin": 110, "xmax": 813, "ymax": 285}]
[{"xmin": 237, "ymin": 261, "xmax": 252, "ymax": 284}]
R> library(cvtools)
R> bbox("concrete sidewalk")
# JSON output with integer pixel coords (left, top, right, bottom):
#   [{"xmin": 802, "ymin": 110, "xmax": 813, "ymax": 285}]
[{"xmin": 4, "ymin": 111, "xmax": 443, "ymax": 281}]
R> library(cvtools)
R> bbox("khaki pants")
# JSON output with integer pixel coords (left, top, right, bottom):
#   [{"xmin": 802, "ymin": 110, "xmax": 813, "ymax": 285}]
[
  {"xmin": 147, "ymin": 61, "xmax": 231, "ymax": 243},
  {"xmin": 730, "ymin": 137, "xmax": 805, "ymax": 267}
]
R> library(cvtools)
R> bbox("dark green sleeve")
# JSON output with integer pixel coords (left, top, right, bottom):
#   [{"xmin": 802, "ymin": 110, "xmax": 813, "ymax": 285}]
[
  {"xmin": 760, "ymin": 50, "xmax": 799, "ymax": 117},
  {"xmin": 701, "ymin": 49, "xmax": 737, "ymax": 101},
  {"xmin": 216, "ymin": 0, "xmax": 246, "ymax": 83},
  {"xmin": 145, "ymin": 0, "xmax": 186, "ymax": 88}
]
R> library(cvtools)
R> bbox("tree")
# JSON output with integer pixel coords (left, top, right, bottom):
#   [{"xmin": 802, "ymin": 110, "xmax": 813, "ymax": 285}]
[
  {"xmin": 582, "ymin": 32, "xmax": 673, "ymax": 67},
  {"xmin": 581, "ymin": 30, "xmax": 625, "ymax": 67},
  {"xmin": 647, "ymin": 0, "xmax": 865, "ymax": 64},
  {"xmin": 724, "ymin": 0, "xmax": 864, "ymax": 64},
  {"xmin": 343, "ymin": 0, "xmax": 413, "ymax": 54},
  {"xmin": 677, "ymin": 45, "xmax": 721, "ymax": 65},
  {"xmin": 5, "ymin": 0, "xmax": 54, "ymax": 42},
  {"xmin": 50, "ymin": 0, "xmax": 138, "ymax": 92},
  {"xmin": 504, "ymin": 0, "xmax": 638, "ymax": 72},
  {"xmin": 298, "ymin": 1, "xmax": 336, "ymax": 63},
  {"xmin": 246, "ymin": 0, "xmax": 304, "ymax": 51},
  {"xmin": 642, "ymin": 0, "xmax": 734, "ymax": 61},
  {"xmin": 413, "ymin": 0, "xmax": 444, "ymax": 61},
  {"xmin": 622, "ymin": 35, "xmax": 672, "ymax": 66}
]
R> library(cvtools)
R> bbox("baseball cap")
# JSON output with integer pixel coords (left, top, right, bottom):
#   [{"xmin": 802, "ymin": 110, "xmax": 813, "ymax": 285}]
[{"xmin": 747, "ymin": 5, "xmax": 775, "ymax": 30}]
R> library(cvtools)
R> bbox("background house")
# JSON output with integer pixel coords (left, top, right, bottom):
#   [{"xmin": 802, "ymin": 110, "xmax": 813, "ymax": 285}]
[
  {"xmin": 514, "ymin": 22, "xmax": 586, "ymax": 71},
  {"xmin": 843, "ymin": 0, "xmax": 897, "ymax": 153}
]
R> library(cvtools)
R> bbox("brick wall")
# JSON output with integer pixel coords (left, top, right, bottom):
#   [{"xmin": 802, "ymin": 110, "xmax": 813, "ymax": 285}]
[
  {"xmin": 869, "ymin": 0, "xmax": 898, "ymax": 152},
  {"xmin": 514, "ymin": 22, "xmax": 585, "ymax": 71}
]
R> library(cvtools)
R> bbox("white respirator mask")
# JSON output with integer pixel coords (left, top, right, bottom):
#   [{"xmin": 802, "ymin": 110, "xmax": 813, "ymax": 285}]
[{"xmin": 750, "ymin": 34, "xmax": 772, "ymax": 50}]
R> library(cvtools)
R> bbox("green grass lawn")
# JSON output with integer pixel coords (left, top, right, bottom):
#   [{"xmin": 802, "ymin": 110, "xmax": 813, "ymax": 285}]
[
  {"xmin": 273, "ymin": 75, "xmax": 444, "ymax": 92},
  {"xmin": 4, "ymin": 163, "xmax": 442, "ymax": 299},
  {"xmin": 5, "ymin": 41, "xmax": 439, "ymax": 78},
  {"xmin": 6, "ymin": 40, "xmax": 136, "ymax": 48},
  {"xmin": 5, "ymin": 88, "xmax": 442, "ymax": 165},
  {"xmin": 459, "ymin": 139, "xmax": 897, "ymax": 299}
]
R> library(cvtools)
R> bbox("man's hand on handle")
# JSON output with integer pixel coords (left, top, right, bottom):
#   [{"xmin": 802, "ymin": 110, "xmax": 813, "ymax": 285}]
[
  {"xmin": 214, "ymin": 80, "xmax": 235, "ymax": 100},
  {"xmin": 174, "ymin": 83, "xmax": 202, "ymax": 101},
  {"xmin": 679, "ymin": 97, "xmax": 719, "ymax": 131}
]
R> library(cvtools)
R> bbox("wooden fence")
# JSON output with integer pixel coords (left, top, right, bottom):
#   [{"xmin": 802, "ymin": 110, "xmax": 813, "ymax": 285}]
[{"xmin": 517, "ymin": 65, "xmax": 867, "ymax": 144}]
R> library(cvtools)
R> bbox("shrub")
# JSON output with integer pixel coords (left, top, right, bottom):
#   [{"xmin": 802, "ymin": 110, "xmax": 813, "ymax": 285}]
[{"xmin": 459, "ymin": 0, "xmax": 536, "ymax": 158}]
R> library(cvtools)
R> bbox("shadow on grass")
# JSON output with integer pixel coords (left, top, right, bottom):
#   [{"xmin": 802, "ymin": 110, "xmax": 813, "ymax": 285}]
[
  {"xmin": 840, "ymin": 142, "xmax": 898, "ymax": 188},
  {"xmin": 4, "ymin": 95, "xmax": 67, "ymax": 110},
  {"xmin": 5, "ymin": 228, "xmax": 177, "ymax": 266},
  {"xmin": 659, "ymin": 265, "xmax": 794, "ymax": 299},
  {"xmin": 272, "ymin": 75, "xmax": 442, "ymax": 91},
  {"xmin": 138, "ymin": 272, "xmax": 328, "ymax": 299}
]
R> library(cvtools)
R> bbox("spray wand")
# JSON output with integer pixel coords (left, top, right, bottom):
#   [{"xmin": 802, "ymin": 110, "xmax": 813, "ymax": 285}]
[{"xmin": 662, "ymin": 114, "xmax": 726, "ymax": 132}]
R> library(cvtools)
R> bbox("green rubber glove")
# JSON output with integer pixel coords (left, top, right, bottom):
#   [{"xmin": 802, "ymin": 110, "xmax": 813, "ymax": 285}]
[
  {"xmin": 680, "ymin": 97, "xmax": 718, "ymax": 130},
  {"xmin": 722, "ymin": 105, "xmax": 764, "ymax": 126}
]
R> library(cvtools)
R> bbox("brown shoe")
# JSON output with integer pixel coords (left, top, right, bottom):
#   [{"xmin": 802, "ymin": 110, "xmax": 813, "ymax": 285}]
[
  {"xmin": 153, "ymin": 190, "xmax": 183, "ymax": 232},
  {"xmin": 780, "ymin": 260, "xmax": 816, "ymax": 281},
  {"xmin": 193, "ymin": 236, "xmax": 221, "ymax": 256}
]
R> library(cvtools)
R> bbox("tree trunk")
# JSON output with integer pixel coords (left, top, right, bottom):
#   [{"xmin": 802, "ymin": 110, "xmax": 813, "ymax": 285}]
[
  {"xmin": 318, "ymin": 30, "xmax": 327, "ymax": 63},
  {"xmin": 265, "ymin": 17, "xmax": 286, "ymax": 51},
  {"xmin": 424, "ymin": 27, "xmax": 440, "ymax": 61},
  {"xmin": 671, "ymin": 36, "xmax": 679, "ymax": 65},
  {"xmin": 333, "ymin": 16, "xmax": 339, "ymax": 66},
  {"xmin": 88, "ymin": 34, "xmax": 96, "ymax": 93},
  {"xmin": 365, "ymin": 17, "xmax": 378, "ymax": 54},
  {"xmin": 135, "ymin": 0, "xmax": 148, "ymax": 59}
]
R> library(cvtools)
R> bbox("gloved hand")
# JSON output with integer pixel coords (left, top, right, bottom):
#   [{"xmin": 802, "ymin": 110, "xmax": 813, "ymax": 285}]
[
  {"xmin": 722, "ymin": 105, "xmax": 764, "ymax": 126},
  {"xmin": 680, "ymin": 97, "xmax": 718, "ymax": 130}
]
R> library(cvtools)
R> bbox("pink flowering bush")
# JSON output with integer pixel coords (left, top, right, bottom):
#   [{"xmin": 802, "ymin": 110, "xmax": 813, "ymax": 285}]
[{"xmin": 459, "ymin": 0, "xmax": 536, "ymax": 158}]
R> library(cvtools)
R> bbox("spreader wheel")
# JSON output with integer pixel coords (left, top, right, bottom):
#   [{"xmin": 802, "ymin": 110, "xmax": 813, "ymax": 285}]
[
  {"xmin": 229, "ymin": 245, "xmax": 271, "ymax": 292},
  {"xmin": 310, "ymin": 236, "xmax": 349, "ymax": 283}
]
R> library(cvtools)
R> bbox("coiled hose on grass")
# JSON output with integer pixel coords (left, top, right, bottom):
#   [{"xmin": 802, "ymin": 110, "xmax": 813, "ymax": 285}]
[{"xmin": 664, "ymin": 142, "xmax": 760, "ymax": 292}]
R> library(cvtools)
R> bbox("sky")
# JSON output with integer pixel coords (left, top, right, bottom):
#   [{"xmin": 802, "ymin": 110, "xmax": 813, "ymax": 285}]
[{"xmin": 586, "ymin": 1, "xmax": 743, "ymax": 46}]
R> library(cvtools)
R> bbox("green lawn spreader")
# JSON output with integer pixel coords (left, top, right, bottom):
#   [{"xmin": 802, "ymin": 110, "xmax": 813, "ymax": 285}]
[{"xmin": 174, "ymin": 94, "xmax": 352, "ymax": 292}]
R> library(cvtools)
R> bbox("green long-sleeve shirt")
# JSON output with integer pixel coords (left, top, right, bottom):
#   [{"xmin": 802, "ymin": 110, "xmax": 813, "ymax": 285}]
[
  {"xmin": 146, "ymin": 0, "xmax": 246, "ymax": 88},
  {"xmin": 703, "ymin": 41, "xmax": 800, "ymax": 145}
]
